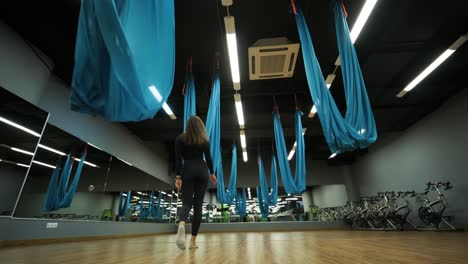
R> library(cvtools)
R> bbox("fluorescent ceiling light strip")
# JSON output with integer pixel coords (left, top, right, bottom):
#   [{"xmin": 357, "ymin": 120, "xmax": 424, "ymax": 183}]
[
  {"xmin": 349, "ymin": 0, "xmax": 378, "ymax": 44},
  {"xmin": 73, "ymin": 158, "xmax": 98, "ymax": 168},
  {"xmin": 234, "ymin": 94, "xmax": 245, "ymax": 128},
  {"xmin": 39, "ymin": 144, "xmax": 98, "ymax": 167},
  {"xmin": 287, "ymin": 129, "xmax": 307, "ymax": 160},
  {"xmin": 397, "ymin": 49, "xmax": 455, "ymax": 96},
  {"xmin": 11, "ymin": 147, "xmax": 34, "ymax": 156},
  {"xmin": 117, "ymin": 157, "xmax": 133, "ymax": 166},
  {"xmin": 149, "ymin": 85, "xmax": 176, "ymax": 119},
  {"xmin": 33, "ymin": 160, "xmax": 56, "ymax": 169},
  {"xmin": 38, "ymin": 144, "xmax": 66, "ymax": 156},
  {"xmin": 329, "ymin": 153, "xmax": 337, "ymax": 159},
  {"xmin": 226, "ymin": 33, "xmax": 241, "ymax": 83},
  {"xmin": 242, "ymin": 150, "xmax": 248, "ymax": 162},
  {"xmin": 0, "ymin": 116, "xmax": 41, "ymax": 137},
  {"xmin": 16, "ymin": 163, "xmax": 30, "ymax": 168},
  {"xmin": 240, "ymin": 130, "xmax": 247, "ymax": 148},
  {"xmin": 224, "ymin": 16, "xmax": 240, "ymax": 84},
  {"xmin": 87, "ymin": 143, "xmax": 102, "ymax": 150}
]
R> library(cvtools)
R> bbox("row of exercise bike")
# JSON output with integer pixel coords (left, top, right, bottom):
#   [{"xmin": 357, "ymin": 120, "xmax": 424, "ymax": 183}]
[{"xmin": 316, "ymin": 182, "xmax": 457, "ymax": 231}]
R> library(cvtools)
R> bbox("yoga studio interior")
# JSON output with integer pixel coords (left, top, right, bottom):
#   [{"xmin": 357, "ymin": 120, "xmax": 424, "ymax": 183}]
[{"xmin": 0, "ymin": 0, "xmax": 467, "ymax": 263}]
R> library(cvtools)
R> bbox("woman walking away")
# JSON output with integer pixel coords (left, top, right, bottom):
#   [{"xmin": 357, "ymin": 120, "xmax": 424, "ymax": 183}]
[{"xmin": 174, "ymin": 116, "xmax": 217, "ymax": 250}]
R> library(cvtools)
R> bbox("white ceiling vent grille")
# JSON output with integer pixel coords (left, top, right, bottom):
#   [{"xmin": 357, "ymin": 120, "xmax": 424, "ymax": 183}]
[{"xmin": 248, "ymin": 37, "xmax": 300, "ymax": 80}]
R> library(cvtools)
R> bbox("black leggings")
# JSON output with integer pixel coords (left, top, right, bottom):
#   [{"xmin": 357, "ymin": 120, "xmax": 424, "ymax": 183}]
[{"xmin": 178, "ymin": 160, "xmax": 208, "ymax": 236}]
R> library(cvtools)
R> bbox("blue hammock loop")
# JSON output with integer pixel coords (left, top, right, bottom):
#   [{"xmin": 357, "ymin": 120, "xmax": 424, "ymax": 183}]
[
  {"xmin": 118, "ymin": 191, "xmax": 131, "ymax": 217},
  {"xmin": 206, "ymin": 71, "xmax": 238, "ymax": 204},
  {"xmin": 71, "ymin": 0, "xmax": 175, "ymax": 121},
  {"xmin": 293, "ymin": 2, "xmax": 377, "ymax": 154},
  {"xmin": 235, "ymin": 188, "xmax": 247, "ymax": 218},
  {"xmin": 256, "ymin": 187, "xmax": 270, "ymax": 218},
  {"xmin": 43, "ymin": 149, "xmax": 87, "ymax": 211},
  {"xmin": 273, "ymin": 110, "xmax": 306, "ymax": 195},
  {"xmin": 258, "ymin": 153, "xmax": 279, "ymax": 206},
  {"xmin": 183, "ymin": 57, "xmax": 196, "ymax": 131}
]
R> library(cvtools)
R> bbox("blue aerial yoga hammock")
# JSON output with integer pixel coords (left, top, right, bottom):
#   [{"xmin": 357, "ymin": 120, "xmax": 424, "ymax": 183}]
[
  {"xmin": 44, "ymin": 150, "xmax": 87, "ymax": 211},
  {"xmin": 148, "ymin": 191, "xmax": 165, "ymax": 220},
  {"xmin": 256, "ymin": 187, "xmax": 270, "ymax": 218},
  {"xmin": 293, "ymin": 1, "xmax": 377, "ymax": 153},
  {"xmin": 71, "ymin": 0, "xmax": 175, "ymax": 121},
  {"xmin": 183, "ymin": 60, "xmax": 196, "ymax": 130},
  {"xmin": 118, "ymin": 191, "xmax": 131, "ymax": 217},
  {"xmin": 205, "ymin": 71, "xmax": 238, "ymax": 204},
  {"xmin": 273, "ymin": 110, "xmax": 306, "ymax": 195},
  {"xmin": 235, "ymin": 188, "xmax": 247, "ymax": 218},
  {"xmin": 258, "ymin": 154, "xmax": 279, "ymax": 206}
]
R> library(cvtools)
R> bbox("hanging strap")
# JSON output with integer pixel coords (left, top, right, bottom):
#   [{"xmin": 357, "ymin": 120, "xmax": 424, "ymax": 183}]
[
  {"xmin": 182, "ymin": 56, "xmax": 193, "ymax": 96},
  {"xmin": 291, "ymin": 0, "xmax": 297, "ymax": 15},
  {"xmin": 272, "ymin": 96, "xmax": 280, "ymax": 119},
  {"xmin": 341, "ymin": 1, "xmax": 348, "ymax": 18}
]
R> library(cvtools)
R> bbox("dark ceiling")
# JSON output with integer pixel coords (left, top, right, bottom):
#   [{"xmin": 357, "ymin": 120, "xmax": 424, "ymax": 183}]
[{"xmin": 1, "ymin": 0, "xmax": 467, "ymax": 165}]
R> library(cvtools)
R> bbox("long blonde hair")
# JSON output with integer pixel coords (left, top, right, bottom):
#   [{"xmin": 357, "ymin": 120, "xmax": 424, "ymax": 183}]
[{"xmin": 182, "ymin": 116, "xmax": 209, "ymax": 145}]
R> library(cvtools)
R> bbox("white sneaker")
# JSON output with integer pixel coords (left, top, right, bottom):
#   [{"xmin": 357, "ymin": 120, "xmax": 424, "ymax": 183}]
[{"xmin": 176, "ymin": 225, "xmax": 186, "ymax": 250}]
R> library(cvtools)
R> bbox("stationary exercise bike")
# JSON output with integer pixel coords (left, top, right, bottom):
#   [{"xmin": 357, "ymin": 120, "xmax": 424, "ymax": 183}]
[
  {"xmin": 418, "ymin": 182, "xmax": 456, "ymax": 230},
  {"xmin": 388, "ymin": 191, "xmax": 417, "ymax": 230}
]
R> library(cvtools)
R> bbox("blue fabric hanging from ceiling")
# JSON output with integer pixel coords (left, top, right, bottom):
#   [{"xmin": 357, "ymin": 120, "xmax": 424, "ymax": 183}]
[
  {"xmin": 71, "ymin": 0, "xmax": 175, "ymax": 122},
  {"xmin": 293, "ymin": 3, "xmax": 377, "ymax": 154},
  {"xmin": 148, "ymin": 191, "xmax": 164, "ymax": 220},
  {"xmin": 273, "ymin": 110, "xmax": 306, "ymax": 195},
  {"xmin": 258, "ymin": 154, "xmax": 279, "ymax": 206},
  {"xmin": 139, "ymin": 194, "xmax": 148, "ymax": 220},
  {"xmin": 43, "ymin": 151, "xmax": 87, "ymax": 211},
  {"xmin": 235, "ymin": 188, "xmax": 247, "ymax": 218},
  {"xmin": 206, "ymin": 71, "xmax": 238, "ymax": 204},
  {"xmin": 183, "ymin": 71, "xmax": 196, "ymax": 131},
  {"xmin": 256, "ymin": 187, "xmax": 270, "ymax": 218},
  {"xmin": 118, "ymin": 191, "xmax": 131, "ymax": 217}
]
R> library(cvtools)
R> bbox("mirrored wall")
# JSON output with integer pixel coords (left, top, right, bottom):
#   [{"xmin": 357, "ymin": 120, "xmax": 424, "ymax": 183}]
[
  {"xmin": 14, "ymin": 122, "xmax": 173, "ymax": 222},
  {"xmin": 192, "ymin": 184, "xmax": 348, "ymax": 223},
  {"xmin": 0, "ymin": 86, "xmax": 49, "ymax": 217}
]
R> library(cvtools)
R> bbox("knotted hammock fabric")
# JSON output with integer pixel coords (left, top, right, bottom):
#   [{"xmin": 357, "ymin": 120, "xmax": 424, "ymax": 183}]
[
  {"xmin": 206, "ymin": 72, "xmax": 238, "ymax": 204},
  {"xmin": 183, "ymin": 71, "xmax": 196, "ymax": 130},
  {"xmin": 273, "ymin": 110, "xmax": 306, "ymax": 194},
  {"xmin": 256, "ymin": 187, "xmax": 270, "ymax": 218},
  {"xmin": 118, "ymin": 191, "xmax": 131, "ymax": 217},
  {"xmin": 294, "ymin": 2, "xmax": 377, "ymax": 153},
  {"xmin": 71, "ymin": 0, "xmax": 175, "ymax": 121},
  {"xmin": 148, "ymin": 191, "xmax": 165, "ymax": 220},
  {"xmin": 258, "ymin": 154, "xmax": 278, "ymax": 206},
  {"xmin": 44, "ymin": 152, "xmax": 87, "ymax": 211},
  {"xmin": 235, "ymin": 188, "xmax": 247, "ymax": 218}
]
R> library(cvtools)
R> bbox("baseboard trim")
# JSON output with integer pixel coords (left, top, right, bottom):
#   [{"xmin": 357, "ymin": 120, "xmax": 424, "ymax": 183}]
[{"xmin": 0, "ymin": 232, "xmax": 174, "ymax": 248}]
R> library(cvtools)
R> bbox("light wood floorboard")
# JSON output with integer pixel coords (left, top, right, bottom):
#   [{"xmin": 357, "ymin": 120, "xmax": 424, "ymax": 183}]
[{"xmin": 1, "ymin": 230, "xmax": 467, "ymax": 264}]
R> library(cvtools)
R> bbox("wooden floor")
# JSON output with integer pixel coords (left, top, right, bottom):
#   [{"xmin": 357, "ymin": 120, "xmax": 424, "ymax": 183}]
[{"xmin": 1, "ymin": 230, "xmax": 467, "ymax": 264}]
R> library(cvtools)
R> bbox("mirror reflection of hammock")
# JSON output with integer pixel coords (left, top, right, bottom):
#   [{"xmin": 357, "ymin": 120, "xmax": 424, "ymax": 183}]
[{"xmin": 43, "ymin": 149, "xmax": 87, "ymax": 212}]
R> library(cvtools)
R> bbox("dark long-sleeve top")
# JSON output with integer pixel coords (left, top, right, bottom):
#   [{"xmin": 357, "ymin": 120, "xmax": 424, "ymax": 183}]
[{"xmin": 174, "ymin": 135, "xmax": 214, "ymax": 176}]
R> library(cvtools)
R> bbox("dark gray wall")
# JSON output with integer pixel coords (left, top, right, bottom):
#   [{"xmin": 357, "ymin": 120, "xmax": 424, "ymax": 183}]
[
  {"xmin": 312, "ymin": 184, "xmax": 348, "ymax": 208},
  {"xmin": 0, "ymin": 21, "xmax": 171, "ymax": 185},
  {"xmin": 351, "ymin": 87, "xmax": 468, "ymax": 228}
]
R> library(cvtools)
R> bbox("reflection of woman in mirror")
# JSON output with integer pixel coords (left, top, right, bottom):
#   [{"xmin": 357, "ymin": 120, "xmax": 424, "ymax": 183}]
[{"xmin": 174, "ymin": 116, "xmax": 217, "ymax": 250}]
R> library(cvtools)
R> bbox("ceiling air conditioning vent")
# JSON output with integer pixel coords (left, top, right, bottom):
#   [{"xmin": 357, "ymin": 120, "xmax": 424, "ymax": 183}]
[{"xmin": 248, "ymin": 37, "xmax": 300, "ymax": 80}]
